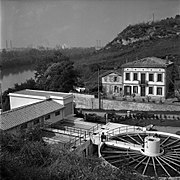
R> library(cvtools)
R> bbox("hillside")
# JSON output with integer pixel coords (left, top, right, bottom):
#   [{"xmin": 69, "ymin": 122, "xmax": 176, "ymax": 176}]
[
  {"xmin": 78, "ymin": 15, "xmax": 180, "ymax": 90},
  {"xmin": 77, "ymin": 16, "xmax": 180, "ymax": 70}
]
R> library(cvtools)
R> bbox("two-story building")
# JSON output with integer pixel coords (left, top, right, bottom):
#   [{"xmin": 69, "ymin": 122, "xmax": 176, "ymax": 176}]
[
  {"xmin": 100, "ymin": 70, "xmax": 123, "ymax": 98},
  {"xmin": 121, "ymin": 57, "xmax": 174, "ymax": 99}
]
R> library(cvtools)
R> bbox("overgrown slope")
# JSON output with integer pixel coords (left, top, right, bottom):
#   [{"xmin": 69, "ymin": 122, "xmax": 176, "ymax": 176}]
[{"xmin": 79, "ymin": 15, "xmax": 180, "ymax": 90}]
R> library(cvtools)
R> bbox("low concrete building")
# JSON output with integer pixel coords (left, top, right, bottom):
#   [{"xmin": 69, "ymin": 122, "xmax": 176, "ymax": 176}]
[
  {"xmin": 100, "ymin": 70, "xmax": 123, "ymax": 98},
  {"xmin": 1, "ymin": 99, "xmax": 65, "ymax": 135},
  {"xmin": 121, "ymin": 57, "xmax": 174, "ymax": 100},
  {"xmin": 9, "ymin": 89, "xmax": 74, "ymax": 117}
]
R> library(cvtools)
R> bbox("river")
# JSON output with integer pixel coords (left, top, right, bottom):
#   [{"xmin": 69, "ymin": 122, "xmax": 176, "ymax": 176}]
[{"xmin": 2, "ymin": 66, "xmax": 35, "ymax": 92}]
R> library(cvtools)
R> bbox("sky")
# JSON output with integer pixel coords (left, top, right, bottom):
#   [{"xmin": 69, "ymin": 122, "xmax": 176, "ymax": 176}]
[{"xmin": 1, "ymin": 0, "xmax": 180, "ymax": 48}]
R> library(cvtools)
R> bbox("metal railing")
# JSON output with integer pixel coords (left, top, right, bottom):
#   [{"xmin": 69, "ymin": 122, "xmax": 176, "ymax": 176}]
[
  {"xmin": 107, "ymin": 125, "xmax": 143, "ymax": 138},
  {"xmin": 45, "ymin": 123, "xmax": 103, "ymax": 149}
]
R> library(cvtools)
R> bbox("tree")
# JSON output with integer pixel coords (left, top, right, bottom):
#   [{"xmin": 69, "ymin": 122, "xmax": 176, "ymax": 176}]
[
  {"xmin": 35, "ymin": 50, "xmax": 69, "ymax": 80},
  {"xmin": 37, "ymin": 60, "xmax": 78, "ymax": 92},
  {"xmin": 1, "ymin": 79, "xmax": 37, "ymax": 111}
]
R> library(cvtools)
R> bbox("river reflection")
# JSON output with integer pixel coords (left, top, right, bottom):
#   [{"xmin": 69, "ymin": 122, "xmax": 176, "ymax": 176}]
[{"xmin": 2, "ymin": 66, "xmax": 35, "ymax": 92}]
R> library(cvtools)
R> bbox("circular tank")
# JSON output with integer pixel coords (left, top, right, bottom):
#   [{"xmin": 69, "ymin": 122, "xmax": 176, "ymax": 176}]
[{"xmin": 144, "ymin": 136, "xmax": 160, "ymax": 156}]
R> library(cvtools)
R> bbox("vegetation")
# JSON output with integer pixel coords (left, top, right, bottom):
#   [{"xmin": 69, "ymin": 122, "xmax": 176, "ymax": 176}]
[
  {"xmin": 1, "ymin": 51, "xmax": 79, "ymax": 111},
  {"xmin": 1, "ymin": 16, "xmax": 180, "ymax": 94},
  {"xmin": 0, "ymin": 129, "xmax": 148, "ymax": 180},
  {"xmin": 0, "ymin": 47, "xmax": 95, "ymax": 69},
  {"xmin": 35, "ymin": 51, "xmax": 79, "ymax": 92}
]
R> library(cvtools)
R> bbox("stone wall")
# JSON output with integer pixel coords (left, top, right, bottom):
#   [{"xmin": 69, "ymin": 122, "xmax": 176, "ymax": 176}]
[{"xmin": 74, "ymin": 94, "xmax": 180, "ymax": 112}]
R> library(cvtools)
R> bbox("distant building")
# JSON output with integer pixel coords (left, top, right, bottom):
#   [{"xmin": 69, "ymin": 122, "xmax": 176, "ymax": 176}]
[
  {"xmin": 100, "ymin": 70, "xmax": 123, "ymax": 98},
  {"xmin": 121, "ymin": 57, "xmax": 174, "ymax": 99}
]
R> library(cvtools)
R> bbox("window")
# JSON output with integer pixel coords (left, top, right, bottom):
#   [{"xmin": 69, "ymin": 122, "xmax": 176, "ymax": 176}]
[
  {"xmin": 157, "ymin": 74, "xmax": 162, "ymax": 82},
  {"xmin": 114, "ymin": 86, "xmax": 119, "ymax": 93},
  {"xmin": 45, "ymin": 114, "xmax": 50, "ymax": 120},
  {"xmin": 114, "ymin": 76, "xmax": 118, "ymax": 82},
  {"xmin": 157, "ymin": 87, "xmax": 162, "ymax": 95},
  {"xmin": 34, "ymin": 119, "xmax": 39, "ymax": 125},
  {"xmin": 149, "ymin": 74, "xmax": 154, "ymax": 81},
  {"xmin": 133, "ymin": 73, "xmax": 138, "ymax": 81},
  {"xmin": 55, "ymin": 111, "xmax": 60, "ymax": 116},
  {"xmin": 125, "ymin": 73, "xmax": 130, "ymax": 80},
  {"xmin": 104, "ymin": 77, "xmax": 107, "ymax": 82},
  {"xmin": 21, "ymin": 123, "xmax": 27, "ymax": 129},
  {"xmin": 149, "ymin": 87, "xmax": 153, "ymax": 94},
  {"xmin": 133, "ymin": 86, "xmax": 138, "ymax": 94},
  {"xmin": 124, "ymin": 86, "xmax": 131, "ymax": 95}
]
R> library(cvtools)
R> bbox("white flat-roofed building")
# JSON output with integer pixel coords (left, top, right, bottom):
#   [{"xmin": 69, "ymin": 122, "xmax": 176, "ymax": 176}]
[
  {"xmin": 121, "ymin": 57, "xmax": 174, "ymax": 99},
  {"xmin": 9, "ymin": 89, "xmax": 74, "ymax": 117}
]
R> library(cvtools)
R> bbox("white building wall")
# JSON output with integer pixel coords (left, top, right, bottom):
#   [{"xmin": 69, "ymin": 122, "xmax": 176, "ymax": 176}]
[
  {"xmin": 123, "ymin": 67, "xmax": 166, "ymax": 97},
  {"xmin": 9, "ymin": 92, "xmax": 74, "ymax": 116},
  {"xmin": 102, "ymin": 73, "xmax": 122, "ymax": 85},
  {"xmin": 9, "ymin": 95, "xmax": 44, "ymax": 109}
]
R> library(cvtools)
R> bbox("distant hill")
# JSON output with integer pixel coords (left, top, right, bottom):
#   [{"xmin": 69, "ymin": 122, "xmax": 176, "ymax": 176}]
[
  {"xmin": 76, "ymin": 15, "xmax": 180, "ymax": 70},
  {"xmin": 78, "ymin": 15, "xmax": 180, "ymax": 90}
]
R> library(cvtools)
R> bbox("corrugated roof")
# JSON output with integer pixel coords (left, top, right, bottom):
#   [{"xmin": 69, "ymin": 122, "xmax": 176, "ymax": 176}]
[
  {"xmin": 12, "ymin": 89, "xmax": 72, "ymax": 98},
  {"xmin": 121, "ymin": 57, "xmax": 173, "ymax": 68},
  {"xmin": 1, "ymin": 99, "xmax": 64, "ymax": 130},
  {"xmin": 100, "ymin": 69, "xmax": 122, "ymax": 78}
]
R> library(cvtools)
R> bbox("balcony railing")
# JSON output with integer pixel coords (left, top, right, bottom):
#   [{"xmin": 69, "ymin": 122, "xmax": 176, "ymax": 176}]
[{"xmin": 138, "ymin": 80, "xmax": 148, "ymax": 86}]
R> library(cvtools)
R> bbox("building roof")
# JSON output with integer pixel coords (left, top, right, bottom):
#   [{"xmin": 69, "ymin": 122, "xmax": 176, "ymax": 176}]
[
  {"xmin": 100, "ymin": 69, "xmax": 122, "ymax": 78},
  {"xmin": 1, "ymin": 99, "xmax": 64, "ymax": 130},
  {"xmin": 9, "ymin": 89, "xmax": 73, "ymax": 99},
  {"xmin": 121, "ymin": 57, "xmax": 173, "ymax": 68}
]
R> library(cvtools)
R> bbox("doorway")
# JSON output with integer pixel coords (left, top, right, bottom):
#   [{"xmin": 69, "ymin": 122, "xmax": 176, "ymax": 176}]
[{"xmin": 141, "ymin": 86, "xmax": 145, "ymax": 96}]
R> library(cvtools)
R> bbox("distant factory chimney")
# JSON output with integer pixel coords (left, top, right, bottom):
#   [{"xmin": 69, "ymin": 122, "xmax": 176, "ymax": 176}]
[{"xmin": 6, "ymin": 40, "xmax": 8, "ymax": 49}]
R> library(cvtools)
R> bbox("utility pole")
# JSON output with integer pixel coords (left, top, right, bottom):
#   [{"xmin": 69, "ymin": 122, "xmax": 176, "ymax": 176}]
[{"xmin": 98, "ymin": 68, "xmax": 101, "ymax": 109}]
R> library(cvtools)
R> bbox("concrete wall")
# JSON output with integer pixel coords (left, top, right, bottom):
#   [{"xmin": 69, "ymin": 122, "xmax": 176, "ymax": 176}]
[
  {"xmin": 74, "ymin": 95, "xmax": 180, "ymax": 112},
  {"xmin": 44, "ymin": 109, "xmax": 64, "ymax": 125},
  {"xmin": 75, "ymin": 139, "xmax": 94, "ymax": 157}
]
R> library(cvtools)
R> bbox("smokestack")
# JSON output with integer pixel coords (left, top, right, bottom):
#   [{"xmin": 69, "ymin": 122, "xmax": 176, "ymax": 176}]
[{"xmin": 6, "ymin": 40, "xmax": 8, "ymax": 49}]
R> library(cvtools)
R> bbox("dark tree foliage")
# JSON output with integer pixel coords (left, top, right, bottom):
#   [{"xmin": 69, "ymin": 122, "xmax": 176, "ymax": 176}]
[
  {"xmin": 35, "ymin": 51, "xmax": 79, "ymax": 92},
  {"xmin": 0, "ymin": 129, "xmax": 149, "ymax": 180}
]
